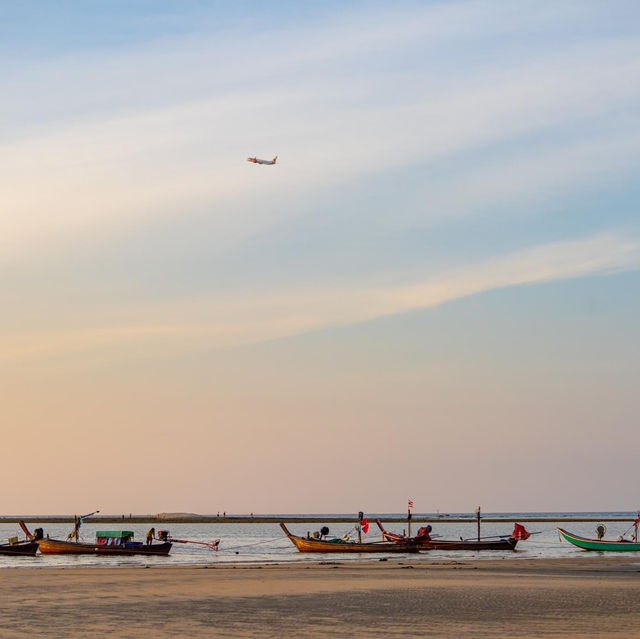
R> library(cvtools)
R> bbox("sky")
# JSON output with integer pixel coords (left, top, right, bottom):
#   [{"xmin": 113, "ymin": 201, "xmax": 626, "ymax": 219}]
[{"xmin": 1, "ymin": 1, "xmax": 639, "ymax": 515}]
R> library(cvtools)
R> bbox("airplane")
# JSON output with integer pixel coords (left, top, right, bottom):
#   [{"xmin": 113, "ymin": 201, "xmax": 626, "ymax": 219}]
[{"xmin": 246, "ymin": 155, "xmax": 277, "ymax": 165}]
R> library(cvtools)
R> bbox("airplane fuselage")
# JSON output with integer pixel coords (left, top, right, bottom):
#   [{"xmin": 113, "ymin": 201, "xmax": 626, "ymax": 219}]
[{"xmin": 246, "ymin": 156, "xmax": 277, "ymax": 165}]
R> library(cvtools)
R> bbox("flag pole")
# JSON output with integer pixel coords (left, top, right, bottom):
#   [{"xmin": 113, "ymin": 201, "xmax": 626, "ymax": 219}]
[{"xmin": 476, "ymin": 506, "xmax": 481, "ymax": 542}]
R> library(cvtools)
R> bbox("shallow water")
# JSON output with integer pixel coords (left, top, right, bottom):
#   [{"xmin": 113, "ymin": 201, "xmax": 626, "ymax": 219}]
[{"xmin": 1, "ymin": 513, "xmax": 637, "ymax": 568}]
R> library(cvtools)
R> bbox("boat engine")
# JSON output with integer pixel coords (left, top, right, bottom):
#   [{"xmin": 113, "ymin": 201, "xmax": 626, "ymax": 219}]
[
  {"xmin": 416, "ymin": 525, "xmax": 432, "ymax": 540},
  {"xmin": 157, "ymin": 530, "xmax": 169, "ymax": 542}
]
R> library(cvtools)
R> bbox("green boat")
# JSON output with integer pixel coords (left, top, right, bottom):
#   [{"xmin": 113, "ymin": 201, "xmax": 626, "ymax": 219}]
[{"xmin": 557, "ymin": 527, "xmax": 640, "ymax": 552}]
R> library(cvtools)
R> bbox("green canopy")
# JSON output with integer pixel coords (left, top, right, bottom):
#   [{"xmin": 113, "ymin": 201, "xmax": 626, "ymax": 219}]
[{"xmin": 96, "ymin": 531, "xmax": 134, "ymax": 538}]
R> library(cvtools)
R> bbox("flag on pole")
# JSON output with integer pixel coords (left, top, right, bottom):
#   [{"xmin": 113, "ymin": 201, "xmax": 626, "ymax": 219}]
[
  {"xmin": 358, "ymin": 511, "xmax": 369, "ymax": 534},
  {"xmin": 408, "ymin": 499, "xmax": 414, "ymax": 509},
  {"xmin": 511, "ymin": 523, "xmax": 530, "ymax": 540}
]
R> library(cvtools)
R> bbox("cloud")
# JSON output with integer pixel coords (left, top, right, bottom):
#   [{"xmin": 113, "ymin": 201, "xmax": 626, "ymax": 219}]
[
  {"xmin": 2, "ymin": 44, "xmax": 640, "ymax": 263},
  {"xmin": 3, "ymin": 231, "xmax": 638, "ymax": 363},
  {"xmin": 403, "ymin": 124, "xmax": 640, "ymax": 224},
  {"xmin": 2, "ymin": 2, "xmax": 640, "ymax": 366},
  {"xmin": 1, "ymin": 2, "xmax": 639, "ymax": 264}
]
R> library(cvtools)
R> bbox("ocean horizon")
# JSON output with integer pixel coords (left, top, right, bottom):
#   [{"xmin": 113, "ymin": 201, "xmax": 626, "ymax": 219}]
[{"xmin": 1, "ymin": 510, "xmax": 638, "ymax": 521}]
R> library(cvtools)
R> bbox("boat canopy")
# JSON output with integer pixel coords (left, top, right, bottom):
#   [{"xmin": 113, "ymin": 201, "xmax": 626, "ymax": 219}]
[{"xmin": 96, "ymin": 531, "xmax": 134, "ymax": 538}]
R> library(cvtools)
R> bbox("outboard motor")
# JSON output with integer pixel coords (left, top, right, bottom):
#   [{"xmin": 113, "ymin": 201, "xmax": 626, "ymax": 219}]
[
  {"xmin": 416, "ymin": 525, "xmax": 432, "ymax": 540},
  {"xmin": 32, "ymin": 528, "xmax": 44, "ymax": 541},
  {"xmin": 157, "ymin": 530, "xmax": 169, "ymax": 542},
  {"xmin": 320, "ymin": 526, "xmax": 330, "ymax": 538}
]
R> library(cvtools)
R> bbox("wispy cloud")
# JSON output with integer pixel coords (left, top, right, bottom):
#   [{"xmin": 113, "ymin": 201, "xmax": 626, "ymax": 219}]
[
  {"xmin": 1, "ymin": 3, "xmax": 639, "ymax": 263},
  {"xmin": 3, "ymin": 231, "xmax": 638, "ymax": 362},
  {"xmin": 3, "ymin": 1, "xmax": 640, "ymax": 514},
  {"xmin": 2, "ymin": 2, "xmax": 639, "ymax": 363}
]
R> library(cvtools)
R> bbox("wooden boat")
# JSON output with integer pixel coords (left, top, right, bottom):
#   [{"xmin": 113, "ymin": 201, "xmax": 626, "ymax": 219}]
[
  {"xmin": 0, "ymin": 540, "xmax": 39, "ymax": 556},
  {"xmin": 37, "ymin": 530, "xmax": 172, "ymax": 556},
  {"xmin": 557, "ymin": 527, "xmax": 640, "ymax": 552},
  {"xmin": 376, "ymin": 520, "xmax": 520, "ymax": 551},
  {"xmin": 280, "ymin": 523, "xmax": 420, "ymax": 553},
  {"xmin": 0, "ymin": 522, "xmax": 41, "ymax": 556}
]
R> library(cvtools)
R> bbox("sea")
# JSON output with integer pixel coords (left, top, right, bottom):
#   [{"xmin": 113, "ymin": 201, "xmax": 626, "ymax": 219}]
[{"xmin": 1, "ymin": 512, "xmax": 638, "ymax": 568}]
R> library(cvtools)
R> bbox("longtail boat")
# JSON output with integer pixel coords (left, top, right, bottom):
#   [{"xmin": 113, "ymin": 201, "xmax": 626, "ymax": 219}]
[
  {"xmin": 558, "ymin": 527, "xmax": 640, "ymax": 552},
  {"xmin": 0, "ymin": 539, "xmax": 39, "ymax": 556},
  {"xmin": 38, "ymin": 530, "xmax": 172, "ymax": 556},
  {"xmin": 0, "ymin": 520, "xmax": 42, "ymax": 556},
  {"xmin": 375, "ymin": 519, "xmax": 526, "ymax": 551},
  {"xmin": 280, "ymin": 523, "xmax": 420, "ymax": 553}
]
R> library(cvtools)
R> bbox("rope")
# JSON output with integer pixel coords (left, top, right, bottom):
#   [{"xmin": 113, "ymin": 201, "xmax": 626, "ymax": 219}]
[
  {"xmin": 218, "ymin": 536, "xmax": 290, "ymax": 552},
  {"xmin": 620, "ymin": 521, "xmax": 638, "ymax": 539}
]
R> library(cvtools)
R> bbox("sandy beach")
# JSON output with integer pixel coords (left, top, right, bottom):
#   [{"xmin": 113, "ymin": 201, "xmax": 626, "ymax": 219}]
[{"xmin": 2, "ymin": 557, "xmax": 640, "ymax": 638}]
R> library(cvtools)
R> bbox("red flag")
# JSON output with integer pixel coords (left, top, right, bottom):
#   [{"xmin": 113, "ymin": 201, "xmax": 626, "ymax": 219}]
[
  {"xmin": 511, "ymin": 523, "xmax": 530, "ymax": 540},
  {"xmin": 408, "ymin": 499, "xmax": 414, "ymax": 509},
  {"xmin": 360, "ymin": 518, "xmax": 369, "ymax": 534}
]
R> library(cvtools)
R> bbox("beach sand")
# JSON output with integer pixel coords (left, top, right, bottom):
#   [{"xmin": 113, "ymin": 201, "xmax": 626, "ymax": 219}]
[{"xmin": 2, "ymin": 557, "xmax": 640, "ymax": 638}]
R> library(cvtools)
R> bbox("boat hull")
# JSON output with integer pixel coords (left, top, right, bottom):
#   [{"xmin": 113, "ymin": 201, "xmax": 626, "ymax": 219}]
[
  {"xmin": 37, "ymin": 539, "xmax": 172, "ymax": 556},
  {"xmin": 421, "ymin": 538, "xmax": 517, "ymax": 551},
  {"xmin": 379, "ymin": 522, "xmax": 518, "ymax": 551},
  {"xmin": 280, "ymin": 523, "xmax": 420, "ymax": 553},
  {"xmin": 0, "ymin": 541, "xmax": 39, "ymax": 556},
  {"xmin": 557, "ymin": 528, "xmax": 640, "ymax": 552}
]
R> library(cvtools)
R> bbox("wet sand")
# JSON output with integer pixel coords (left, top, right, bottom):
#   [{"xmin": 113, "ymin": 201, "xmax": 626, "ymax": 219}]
[{"xmin": 2, "ymin": 557, "xmax": 640, "ymax": 637}]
